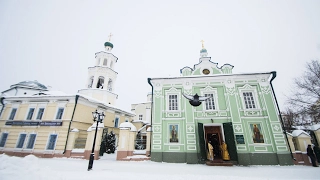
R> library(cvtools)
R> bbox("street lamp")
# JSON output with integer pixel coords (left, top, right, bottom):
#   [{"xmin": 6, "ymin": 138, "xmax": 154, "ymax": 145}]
[{"xmin": 87, "ymin": 110, "xmax": 105, "ymax": 171}]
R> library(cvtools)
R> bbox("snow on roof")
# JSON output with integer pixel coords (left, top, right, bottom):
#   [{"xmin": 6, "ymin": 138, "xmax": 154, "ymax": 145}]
[
  {"xmin": 291, "ymin": 130, "xmax": 310, "ymax": 137},
  {"xmin": 78, "ymin": 93, "xmax": 134, "ymax": 116},
  {"xmin": 310, "ymin": 124, "xmax": 320, "ymax": 131},
  {"xmin": 119, "ymin": 122, "xmax": 137, "ymax": 131}
]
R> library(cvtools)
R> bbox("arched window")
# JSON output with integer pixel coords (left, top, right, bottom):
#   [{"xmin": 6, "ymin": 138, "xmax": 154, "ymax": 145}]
[
  {"xmin": 110, "ymin": 61, "xmax": 113, "ymax": 69},
  {"xmin": 96, "ymin": 76, "xmax": 105, "ymax": 89},
  {"xmin": 103, "ymin": 58, "xmax": 108, "ymax": 66},
  {"xmin": 88, "ymin": 76, "xmax": 94, "ymax": 88},
  {"xmin": 107, "ymin": 79, "xmax": 112, "ymax": 91}
]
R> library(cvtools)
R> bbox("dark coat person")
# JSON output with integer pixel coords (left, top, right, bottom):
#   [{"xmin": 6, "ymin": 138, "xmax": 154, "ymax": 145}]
[{"xmin": 307, "ymin": 144, "xmax": 319, "ymax": 167}]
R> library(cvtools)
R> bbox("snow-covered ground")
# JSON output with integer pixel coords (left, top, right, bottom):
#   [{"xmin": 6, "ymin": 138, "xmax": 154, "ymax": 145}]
[{"xmin": 0, "ymin": 153, "xmax": 318, "ymax": 180}]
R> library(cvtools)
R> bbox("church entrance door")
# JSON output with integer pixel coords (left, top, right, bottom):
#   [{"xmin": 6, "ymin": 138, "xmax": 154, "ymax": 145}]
[{"xmin": 204, "ymin": 126, "xmax": 223, "ymax": 159}]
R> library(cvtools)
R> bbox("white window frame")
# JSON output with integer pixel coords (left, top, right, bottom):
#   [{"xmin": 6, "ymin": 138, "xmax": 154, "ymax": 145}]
[
  {"xmin": 8, "ymin": 108, "xmax": 17, "ymax": 120},
  {"xmin": 46, "ymin": 134, "xmax": 58, "ymax": 150},
  {"xmin": 0, "ymin": 132, "xmax": 9, "ymax": 148},
  {"xmin": 114, "ymin": 116, "xmax": 119, "ymax": 128},
  {"xmin": 26, "ymin": 108, "xmax": 35, "ymax": 120},
  {"xmin": 26, "ymin": 133, "xmax": 37, "ymax": 149},
  {"xmin": 36, "ymin": 108, "xmax": 45, "ymax": 120},
  {"xmin": 201, "ymin": 86, "xmax": 219, "ymax": 111},
  {"xmin": 165, "ymin": 88, "xmax": 181, "ymax": 111},
  {"xmin": 55, "ymin": 107, "xmax": 64, "ymax": 120},
  {"xmin": 238, "ymin": 84, "xmax": 260, "ymax": 110},
  {"xmin": 139, "ymin": 114, "xmax": 143, "ymax": 121},
  {"xmin": 16, "ymin": 133, "xmax": 27, "ymax": 149}
]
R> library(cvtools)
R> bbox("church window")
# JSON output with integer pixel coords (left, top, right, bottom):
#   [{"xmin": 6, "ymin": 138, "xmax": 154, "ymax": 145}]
[
  {"xmin": 9, "ymin": 108, "xmax": 17, "ymax": 120},
  {"xmin": 0, "ymin": 133, "xmax": 9, "ymax": 147},
  {"xmin": 46, "ymin": 134, "xmax": 58, "ymax": 150},
  {"xmin": 55, "ymin": 108, "xmax": 64, "ymax": 120},
  {"xmin": 26, "ymin": 108, "xmax": 35, "ymax": 120},
  {"xmin": 110, "ymin": 61, "xmax": 113, "ymax": 69},
  {"xmin": 139, "ymin": 115, "xmax": 143, "ymax": 120},
  {"xmin": 204, "ymin": 94, "xmax": 215, "ymax": 110},
  {"xmin": 103, "ymin": 58, "xmax": 108, "ymax": 66},
  {"xmin": 16, "ymin": 133, "xmax": 27, "ymax": 148},
  {"xmin": 96, "ymin": 76, "xmax": 104, "ymax": 89},
  {"xmin": 36, "ymin": 108, "xmax": 45, "ymax": 120},
  {"xmin": 88, "ymin": 76, "xmax": 94, "ymax": 88},
  {"xmin": 114, "ymin": 117, "xmax": 119, "ymax": 128},
  {"xmin": 169, "ymin": 94, "xmax": 178, "ymax": 110},
  {"xmin": 107, "ymin": 79, "xmax": 112, "ymax": 91},
  {"xmin": 243, "ymin": 92, "xmax": 256, "ymax": 109},
  {"xmin": 26, "ymin": 134, "xmax": 37, "ymax": 149}
]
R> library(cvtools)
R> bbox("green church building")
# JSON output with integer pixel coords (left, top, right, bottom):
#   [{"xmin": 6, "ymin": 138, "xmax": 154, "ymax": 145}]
[{"xmin": 147, "ymin": 44, "xmax": 293, "ymax": 166}]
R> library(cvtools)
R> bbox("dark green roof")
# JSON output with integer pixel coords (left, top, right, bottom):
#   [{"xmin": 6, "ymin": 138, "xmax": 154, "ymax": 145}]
[
  {"xmin": 200, "ymin": 48, "xmax": 207, "ymax": 53},
  {"xmin": 104, "ymin": 42, "xmax": 114, "ymax": 48}
]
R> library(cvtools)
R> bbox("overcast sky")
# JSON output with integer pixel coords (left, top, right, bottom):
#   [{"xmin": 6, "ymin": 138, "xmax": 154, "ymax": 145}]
[{"xmin": 1, "ymin": 0, "xmax": 320, "ymax": 112}]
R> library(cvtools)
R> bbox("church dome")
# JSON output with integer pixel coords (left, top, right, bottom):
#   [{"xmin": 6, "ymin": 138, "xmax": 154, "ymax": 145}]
[
  {"xmin": 200, "ymin": 48, "xmax": 207, "ymax": 53},
  {"xmin": 11, "ymin": 80, "xmax": 47, "ymax": 90},
  {"xmin": 104, "ymin": 42, "xmax": 114, "ymax": 48}
]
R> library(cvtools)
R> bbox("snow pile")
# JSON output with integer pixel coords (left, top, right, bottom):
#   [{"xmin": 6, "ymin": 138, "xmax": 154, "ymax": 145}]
[{"xmin": 0, "ymin": 154, "xmax": 62, "ymax": 180}]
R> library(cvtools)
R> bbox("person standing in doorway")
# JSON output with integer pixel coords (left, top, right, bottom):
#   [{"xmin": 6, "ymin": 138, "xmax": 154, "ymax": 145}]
[
  {"xmin": 220, "ymin": 141, "xmax": 230, "ymax": 161},
  {"xmin": 307, "ymin": 144, "xmax": 319, "ymax": 167},
  {"xmin": 207, "ymin": 141, "xmax": 214, "ymax": 161}
]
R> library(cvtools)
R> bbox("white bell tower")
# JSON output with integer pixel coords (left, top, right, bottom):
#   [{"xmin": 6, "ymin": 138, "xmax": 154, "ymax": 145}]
[{"xmin": 78, "ymin": 33, "xmax": 118, "ymax": 105}]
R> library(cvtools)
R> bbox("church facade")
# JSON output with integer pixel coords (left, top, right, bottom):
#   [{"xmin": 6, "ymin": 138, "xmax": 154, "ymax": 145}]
[
  {"xmin": 0, "ymin": 40, "xmax": 134, "ymax": 158},
  {"xmin": 148, "ymin": 46, "xmax": 293, "ymax": 165}
]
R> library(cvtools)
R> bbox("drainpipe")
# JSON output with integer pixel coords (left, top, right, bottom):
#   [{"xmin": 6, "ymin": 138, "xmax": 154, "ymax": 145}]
[
  {"xmin": 147, "ymin": 78, "xmax": 154, "ymax": 156},
  {"xmin": 0, "ymin": 97, "xmax": 5, "ymax": 119},
  {"xmin": 269, "ymin": 71, "xmax": 295, "ymax": 160},
  {"xmin": 63, "ymin": 95, "xmax": 79, "ymax": 154}
]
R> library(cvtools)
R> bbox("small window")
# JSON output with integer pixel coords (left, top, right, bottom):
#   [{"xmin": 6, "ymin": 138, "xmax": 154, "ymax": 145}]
[
  {"xmin": 26, "ymin": 108, "xmax": 35, "ymax": 120},
  {"xmin": 26, "ymin": 134, "xmax": 37, "ymax": 149},
  {"xmin": 204, "ymin": 94, "xmax": 215, "ymax": 110},
  {"xmin": 114, "ymin": 117, "xmax": 119, "ymax": 128},
  {"xmin": 9, "ymin": 108, "xmax": 17, "ymax": 120},
  {"xmin": 139, "ymin": 115, "xmax": 143, "ymax": 121},
  {"xmin": 36, "ymin": 108, "xmax": 45, "ymax": 120},
  {"xmin": 0, "ymin": 133, "xmax": 9, "ymax": 147},
  {"xmin": 103, "ymin": 58, "xmax": 108, "ymax": 66},
  {"xmin": 168, "ymin": 94, "xmax": 178, "ymax": 110},
  {"xmin": 16, "ymin": 134, "xmax": 27, "ymax": 148},
  {"xmin": 107, "ymin": 79, "xmax": 113, "ymax": 91},
  {"xmin": 243, "ymin": 92, "xmax": 256, "ymax": 109},
  {"xmin": 46, "ymin": 134, "xmax": 58, "ymax": 150},
  {"xmin": 56, "ymin": 108, "xmax": 64, "ymax": 120},
  {"xmin": 110, "ymin": 61, "xmax": 113, "ymax": 69},
  {"xmin": 88, "ymin": 76, "xmax": 94, "ymax": 88},
  {"xmin": 96, "ymin": 76, "xmax": 104, "ymax": 89}
]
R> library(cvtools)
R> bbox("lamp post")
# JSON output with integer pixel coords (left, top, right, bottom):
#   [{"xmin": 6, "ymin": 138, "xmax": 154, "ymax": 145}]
[{"xmin": 87, "ymin": 110, "xmax": 105, "ymax": 171}]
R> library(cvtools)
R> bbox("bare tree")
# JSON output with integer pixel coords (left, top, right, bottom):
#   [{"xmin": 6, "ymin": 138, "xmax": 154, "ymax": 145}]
[
  {"xmin": 282, "ymin": 108, "xmax": 299, "ymax": 132},
  {"xmin": 287, "ymin": 60, "xmax": 320, "ymax": 125}
]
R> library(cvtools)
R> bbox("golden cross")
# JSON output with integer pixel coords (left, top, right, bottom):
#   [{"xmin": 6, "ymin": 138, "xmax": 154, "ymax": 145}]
[
  {"xmin": 200, "ymin": 40, "xmax": 205, "ymax": 49},
  {"xmin": 108, "ymin": 33, "xmax": 113, "ymax": 42}
]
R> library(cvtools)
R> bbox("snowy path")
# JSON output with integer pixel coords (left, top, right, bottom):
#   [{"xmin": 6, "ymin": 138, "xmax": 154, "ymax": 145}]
[{"xmin": 0, "ymin": 153, "xmax": 318, "ymax": 180}]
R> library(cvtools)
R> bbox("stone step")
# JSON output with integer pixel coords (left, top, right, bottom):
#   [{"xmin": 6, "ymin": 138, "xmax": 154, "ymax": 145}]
[{"xmin": 205, "ymin": 159, "xmax": 234, "ymax": 166}]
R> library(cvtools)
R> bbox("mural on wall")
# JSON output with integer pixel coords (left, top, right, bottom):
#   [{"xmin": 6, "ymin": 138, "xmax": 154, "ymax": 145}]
[
  {"xmin": 250, "ymin": 123, "xmax": 264, "ymax": 143},
  {"xmin": 169, "ymin": 124, "xmax": 179, "ymax": 143}
]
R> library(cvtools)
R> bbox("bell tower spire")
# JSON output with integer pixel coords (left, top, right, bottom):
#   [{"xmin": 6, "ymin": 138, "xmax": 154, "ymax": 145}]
[{"xmin": 78, "ymin": 34, "xmax": 119, "ymax": 105}]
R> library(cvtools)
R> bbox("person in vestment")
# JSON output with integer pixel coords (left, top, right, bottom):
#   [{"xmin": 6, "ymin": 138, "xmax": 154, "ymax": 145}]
[
  {"xmin": 307, "ymin": 144, "xmax": 319, "ymax": 167},
  {"xmin": 207, "ymin": 141, "xmax": 214, "ymax": 161},
  {"xmin": 220, "ymin": 141, "xmax": 230, "ymax": 161}
]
